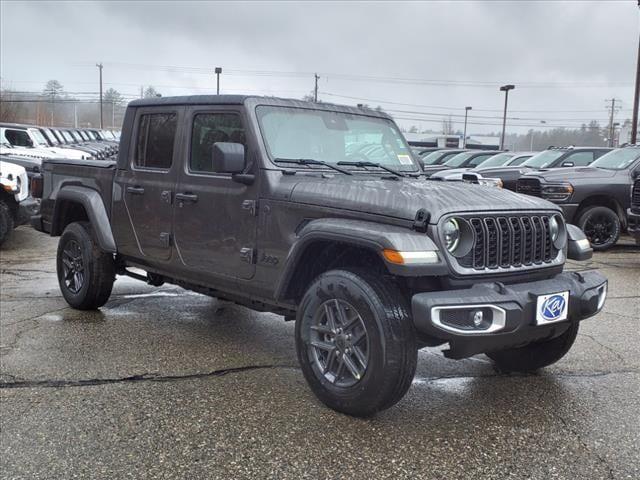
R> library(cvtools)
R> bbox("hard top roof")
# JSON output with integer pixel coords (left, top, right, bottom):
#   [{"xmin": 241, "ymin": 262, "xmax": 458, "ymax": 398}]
[{"xmin": 128, "ymin": 95, "xmax": 392, "ymax": 119}]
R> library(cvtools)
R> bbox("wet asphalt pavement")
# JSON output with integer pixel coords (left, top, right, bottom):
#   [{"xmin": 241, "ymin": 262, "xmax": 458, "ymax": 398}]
[{"xmin": 1, "ymin": 227, "xmax": 639, "ymax": 479}]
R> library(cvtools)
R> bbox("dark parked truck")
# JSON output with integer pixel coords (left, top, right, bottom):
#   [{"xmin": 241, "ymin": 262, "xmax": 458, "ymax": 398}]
[
  {"xmin": 517, "ymin": 145, "xmax": 640, "ymax": 250},
  {"xmin": 32, "ymin": 96, "xmax": 607, "ymax": 416},
  {"xmin": 476, "ymin": 146, "xmax": 612, "ymax": 192}
]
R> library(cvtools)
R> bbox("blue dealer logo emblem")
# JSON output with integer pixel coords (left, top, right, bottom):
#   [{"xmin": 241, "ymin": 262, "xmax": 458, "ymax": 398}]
[{"xmin": 541, "ymin": 295, "xmax": 566, "ymax": 321}]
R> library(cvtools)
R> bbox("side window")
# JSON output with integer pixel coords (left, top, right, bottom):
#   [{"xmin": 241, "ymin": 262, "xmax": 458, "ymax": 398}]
[
  {"xmin": 190, "ymin": 113, "xmax": 245, "ymax": 173},
  {"xmin": 5, "ymin": 129, "xmax": 32, "ymax": 147},
  {"xmin": 565, "ymin": 151, "xmax": 593, "ymax": 166},
  {"xmin": 134, "ymin": 113, "xmax": 177, "ymax": 170}
]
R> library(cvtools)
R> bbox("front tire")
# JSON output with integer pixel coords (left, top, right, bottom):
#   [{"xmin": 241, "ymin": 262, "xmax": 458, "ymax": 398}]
[
  {"xmin": 577, "ymin": 206, "xmax": 620, "ymax": 251},
  {"xmin": 486, "ymin": 322, "xmax": 579, "ymax": 372},
  {"xmin": 56, "ymin": 221, "xmax": 115, "ymax": 310},
  {"xmin": 295, "ymin": 269, "xmax": 417, "ymax": 417}
]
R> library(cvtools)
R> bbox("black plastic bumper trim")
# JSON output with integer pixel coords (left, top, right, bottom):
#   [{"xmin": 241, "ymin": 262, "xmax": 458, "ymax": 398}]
[{"xmin": 411, "ymin": 270, "xmax": 607, "ymax": 359}]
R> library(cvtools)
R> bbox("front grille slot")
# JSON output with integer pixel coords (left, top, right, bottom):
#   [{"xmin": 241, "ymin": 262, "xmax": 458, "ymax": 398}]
[
  {"xmin": 455, "ymin": 214, "xmax": 558, "ymax": 271},
  {"xmin": 516, "ymin": 178, "xmax": 542, "ymax": 197}
]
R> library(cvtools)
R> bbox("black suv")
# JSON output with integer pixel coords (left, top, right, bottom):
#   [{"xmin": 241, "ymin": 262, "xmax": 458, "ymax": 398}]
[
  {"xmin": 517, "ymin": 145, "xmax": 640, "ymax": 250},
  {"xmin": 478, "ymin": 147, "xmax": 612, "ymax": 191},
  {"xmin": 32, "ymin": 95, "xmax": 606, "ymax": 416}
]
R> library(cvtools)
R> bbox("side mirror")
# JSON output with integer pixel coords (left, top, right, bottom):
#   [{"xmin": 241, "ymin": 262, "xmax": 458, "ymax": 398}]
[
  {"xmin": 561, "ymin": 161, "xmax": 574, "ymax": 167},
  {"xmin": 212, "ymin": 142, "xmax": 246, "ymax": 174}
]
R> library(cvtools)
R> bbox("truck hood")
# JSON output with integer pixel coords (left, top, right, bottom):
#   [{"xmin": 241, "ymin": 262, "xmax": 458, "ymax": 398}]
[
  {"xmin": 288, "ymin": 175, "xmax": 557, "ymax": 222},
  {"xmin": 525, "ymin": 166, "xmax": 616, "ymax": 182},
  {"xmin": 475, "ymin": 165, "xmax": 532, "ymax": 177},
  {"xmin": 429, "ymin": 168, "xmax": 470, "ymax": 181}
]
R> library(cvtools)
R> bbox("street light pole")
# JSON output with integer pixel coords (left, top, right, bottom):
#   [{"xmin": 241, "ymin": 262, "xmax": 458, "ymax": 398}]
[
  {"xmin": 96, "ymin": 63, "xmax": 103, "ymax": 129},
  {"xmin": 463, "ymin": 106, "xmax": 472, "ymax": 148},
  {"xmin": 215, "ymin": 67, "xmax": 222, "ymax": 95},
  {"xmin": 631, "ymin": 12, "xmax": 640, "ymax": 143},
  {"xmin": 499, "ymin": 84, "xmax": 515, "ymax": 150}
]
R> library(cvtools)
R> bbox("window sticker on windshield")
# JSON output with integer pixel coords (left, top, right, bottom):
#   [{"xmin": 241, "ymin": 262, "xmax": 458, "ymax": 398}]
[{"xmin": 397, "ymin": 154, "xmax": 412, "ymax": 165}]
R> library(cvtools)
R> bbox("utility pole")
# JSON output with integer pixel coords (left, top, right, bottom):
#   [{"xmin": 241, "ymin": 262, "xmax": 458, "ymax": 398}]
[
  {"xmin": 463, "ymin": 106, "xmax": 472, "ymax": 147},
  {"xmin": 632, "ymin": 19, "xmax": 640, "ymax": 143},
  {"xmin": 499, "ymin": 84, "xmax": 515, "ymax": 150},
  {"xmin": 112, "ymin": 100, "xmax": 115, "ymax": 128},
  {"xmin": 74, "ymin": 102, "xmax": 78, "ymax": 128},
  {"xmin": 314, "ymin": 73, "xmax": 319, "ymax": 102},
  {"xmin": 215, "ymin": 67, "xmax": 222, "ymax": 95},
  {"xmin": 606, "ymin": 98, "xmax": 621, "ymax": 147},
  {"xmin": 140, "ymin": 86, "xmax": 143, "ymax": 99},
  {"xmin": 96, "ymin": 62, "xmax": 103, "ymax": 129}
]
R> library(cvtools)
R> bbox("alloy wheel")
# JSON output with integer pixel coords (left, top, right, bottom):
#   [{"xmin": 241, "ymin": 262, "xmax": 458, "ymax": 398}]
[
  {"xmin": 61, "ymin": 239, "xmax": 85, "ymax": 294},
  {"xmin": 309, "ymin": 299, "xmax": 370, "ymax": 387}
]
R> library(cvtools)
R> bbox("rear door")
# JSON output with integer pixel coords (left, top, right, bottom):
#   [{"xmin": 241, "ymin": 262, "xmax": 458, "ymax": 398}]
[
  {"xmin": 172, "ymin": 106, "xmax": 258, "ymax": 280},
  {"xmin": 113, "ymin": 107, "xmax": 182, "ymax": 262}
]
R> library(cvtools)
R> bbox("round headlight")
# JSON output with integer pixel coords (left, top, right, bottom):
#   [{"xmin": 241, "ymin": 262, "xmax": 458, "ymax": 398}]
[
  {"xmin": 549, "ymin": 215, "xmax": 559, "ymax": 242},
  {"xmin": 443, "ymin": 218, "xmax": 461, "ymax": 252}
]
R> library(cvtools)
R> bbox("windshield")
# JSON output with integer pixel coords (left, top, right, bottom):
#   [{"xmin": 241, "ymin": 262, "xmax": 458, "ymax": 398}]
[
  {"xmin": 444, "ymin": 151, "xmax": 475, "ymax": 167},
  {"xmin": 523, "ymin": 150, "xmax": 565, "ymax": 168},
  {"xmin": 508, "ymin": 155, "xmax": 532, "ymax": 166},
  {"xmin": 476, "ymin": 153, "xmax": 514, "ymax": 168},
  {"xmin": 62, "ymin": 131, "xmax": 75, "ymax": 143},
  {"xmin": 42, "ymin": 129, "xmax": 59, "ymax": 145},
  {"xmin": 591, "ymin": 148, "xmax": 640, "ymax": 170},
  {"xmin": 28, "ymin": 128, "xmax": 48, "ymax": 147},
  {"xmin": 421, "ymin": 150, "xmax": 448, "ymax": 165},
  {"xmin": 256, "ymin": 106, "xmax": 419, "ymax": 172}
]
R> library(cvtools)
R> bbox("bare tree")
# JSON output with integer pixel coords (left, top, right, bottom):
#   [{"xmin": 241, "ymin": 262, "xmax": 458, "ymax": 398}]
[
  {"xmin": 0, "ymin": 89, "xmax": 26, "ymax": 123},
  {"xmin": 143, "ymin": 86, "xmax": 160, "ymax": 98}
]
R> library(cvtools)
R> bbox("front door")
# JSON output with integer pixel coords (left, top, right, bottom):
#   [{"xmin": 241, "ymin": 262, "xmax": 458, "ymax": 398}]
[
  {"xmin": 173, "ymin": 107, "xmax": 258, "ymax": 280},
  {"xmin": 113, "ymin": 107, "xmax": 182, "ymax": 262}
]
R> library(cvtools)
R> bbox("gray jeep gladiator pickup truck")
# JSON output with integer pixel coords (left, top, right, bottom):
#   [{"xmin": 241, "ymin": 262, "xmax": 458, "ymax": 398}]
[{"xmin": 32, "ymin": 95, "xmax": 607, "ymax": 416}]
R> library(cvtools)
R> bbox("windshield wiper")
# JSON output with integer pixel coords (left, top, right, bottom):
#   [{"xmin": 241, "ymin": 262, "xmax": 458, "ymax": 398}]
[
  {"xmin": 274, "ymin": 158, "xmax": 352, "ymax": 175},
  {"xmin": 337, "ymin": 161, "xmax": 406, "ymax": 177}
]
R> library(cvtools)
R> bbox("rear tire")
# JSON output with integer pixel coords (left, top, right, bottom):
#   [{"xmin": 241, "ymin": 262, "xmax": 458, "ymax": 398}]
[
  {"xmin": 577, "ymin": 206, "xmax": 620, "ymax": 251},
  {"xmin": 57, "ymin": 221, "xmax": 115, "ymax": 310},
  {"xmin": 0, "ymin": 200, "xmax": 14, "ymax": 247},
  {"xmin": 295, "ymin": 269, "xmax": 417, "ymax": 417},
  {"xmin": 486, "ymin": 322, "xmax": 579, "ymax": 372}
]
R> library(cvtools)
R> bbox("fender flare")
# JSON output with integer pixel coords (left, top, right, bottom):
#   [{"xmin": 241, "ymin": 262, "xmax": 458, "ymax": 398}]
[
  {"xmin": 274, "ymin": 218, "xmax": 447, "ymax": 301},
  {"xmin": 53, "ymin": 185, "xmax": 116, "ymax": 253}
]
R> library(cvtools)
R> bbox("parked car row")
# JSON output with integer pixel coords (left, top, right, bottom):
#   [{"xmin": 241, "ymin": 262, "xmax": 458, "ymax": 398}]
[
  {"xmin": 412, "ymin": 143, "xmax": 639, "ymax": 250},
  {"xmin": 515, "ymin": 145, "xmax": 640, "ymax": 250},
  {"xmin": 0, "ymin": 122, "xmax": 120, "ymax": 164}
]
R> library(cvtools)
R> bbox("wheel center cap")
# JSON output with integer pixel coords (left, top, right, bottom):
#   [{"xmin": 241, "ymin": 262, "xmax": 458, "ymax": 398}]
[{"xmin": 335, "ymin": 334, "xmax": 348, "ymax": 351}]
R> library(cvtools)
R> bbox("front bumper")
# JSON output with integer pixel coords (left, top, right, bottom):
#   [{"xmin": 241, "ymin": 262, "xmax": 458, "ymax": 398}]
[
  {"xmin": 411, "ymin": 270, "xmax": 607, "ymax": 359},
  {"xmin": 16, "ymin": 197, "xmax": 40, "ymax": 226},
  {"xmin": 627, "ymin": 209, "xmax": 640, "ymax": 239}
]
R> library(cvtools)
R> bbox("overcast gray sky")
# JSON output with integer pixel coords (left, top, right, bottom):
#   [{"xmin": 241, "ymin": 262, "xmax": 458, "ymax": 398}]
[{"xmin": 1, "ymin": 0, "xmax": 638, "ymax": 134}]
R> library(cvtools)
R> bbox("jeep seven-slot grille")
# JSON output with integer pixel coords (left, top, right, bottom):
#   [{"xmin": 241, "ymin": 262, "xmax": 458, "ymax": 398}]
[
  {"xmin": 458, "ymin": 215, "xmax": 558, "ymax": 270},
  {"xmin": 632, "ymin": 180, "xmax": 640, "ymax": 210},
  {"xmin": 516, "ymin": 178, "xmax": 542, "ymax": 197}
]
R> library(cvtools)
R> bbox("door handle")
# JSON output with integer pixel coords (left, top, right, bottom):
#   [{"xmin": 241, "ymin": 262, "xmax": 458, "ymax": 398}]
[
  {"xmin": 175, "ymin": 192, "xmax": 199, "ymax": 203},
  {"xmin": 126, "ymin": 186, "xmax": 145, "ymax": 195}
]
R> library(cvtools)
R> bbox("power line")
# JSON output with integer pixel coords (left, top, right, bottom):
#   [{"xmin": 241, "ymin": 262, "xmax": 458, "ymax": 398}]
[{"xmin": 73, "ymin": 61, "xmax": 634, "ymax": 89}]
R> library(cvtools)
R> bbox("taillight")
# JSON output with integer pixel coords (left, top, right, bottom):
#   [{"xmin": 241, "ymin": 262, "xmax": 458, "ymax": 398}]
[{"xmin": 30, "ymin": 175, "xmax": 43, "ymax": 199}]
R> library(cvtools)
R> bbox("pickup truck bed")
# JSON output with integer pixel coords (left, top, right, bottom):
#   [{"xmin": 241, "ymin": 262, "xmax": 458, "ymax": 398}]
[{"xmin": 38, "ymin": 158, "xmax": 116, "ymax": 233}]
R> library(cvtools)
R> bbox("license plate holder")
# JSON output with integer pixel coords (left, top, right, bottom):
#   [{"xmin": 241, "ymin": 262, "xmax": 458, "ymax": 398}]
[{"xmin": 536, "ymin": 291, "xmax": 569, "ymax": 325}]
